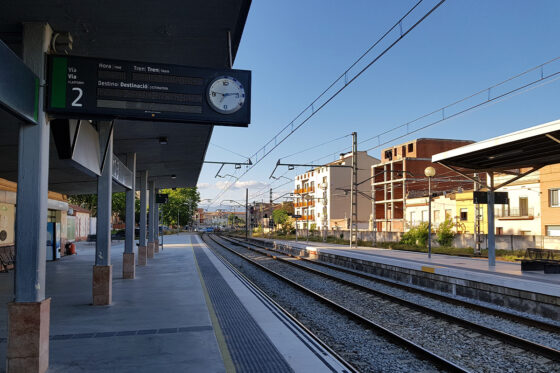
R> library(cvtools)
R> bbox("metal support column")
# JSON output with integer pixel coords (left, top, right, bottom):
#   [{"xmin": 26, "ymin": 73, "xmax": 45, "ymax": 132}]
[
  {"xmin": 93, "ymin": 121, "xmax": 113, "ymax": 306},
  {"xmin": 349, "ymin": 132, "xmax": 358, "ymax": 248},
  {"xmin": 147, "ymin": 180, "xmax": 155, "ymax": 259},
  {"xmin": 8, "ymin": 22, "xmax": 52, "ymax": 373},
  {"xmin": 123, "ymin": 152, "xmax": 136, "ymax": 278},
  {"xmin": 487, "ymin": 172, "xmax": 496, "ymax": 267},
  {"xmin": 138, "ymin": 170, "xmax": 148, "ymax": 265}
]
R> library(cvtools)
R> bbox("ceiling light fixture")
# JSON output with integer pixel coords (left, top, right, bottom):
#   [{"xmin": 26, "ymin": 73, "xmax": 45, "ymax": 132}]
[
  {"xmin": 159, "ymin": 137, "xmax": 168, "ymax": 145},
  {"xmin": 171, "ymin": 174, "xmax": 176, "ymax": 179}
]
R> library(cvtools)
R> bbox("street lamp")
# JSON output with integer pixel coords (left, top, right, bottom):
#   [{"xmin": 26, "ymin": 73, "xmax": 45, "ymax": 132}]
[{"xmin": 424, "ymin": 166, "xmax": 436, "ymax": 259}]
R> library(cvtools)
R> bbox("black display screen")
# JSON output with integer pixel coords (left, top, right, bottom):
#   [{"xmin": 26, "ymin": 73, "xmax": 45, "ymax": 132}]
[{"xmin": 46, "ymin": 55, "xmax": 250, "ymax": 126}]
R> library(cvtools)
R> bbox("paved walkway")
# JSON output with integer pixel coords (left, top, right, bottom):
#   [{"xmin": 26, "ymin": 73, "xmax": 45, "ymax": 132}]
[
  {"xmin": 261, "ymin": 238, "xmax": 560, "ymax": 296},
  {"xmin": 0, "ymin": 233, "xmax": 348, "ymax": 373},
  {"xmin": 0, "ymin": 233, "xmax": 225, "ymax": 373}
]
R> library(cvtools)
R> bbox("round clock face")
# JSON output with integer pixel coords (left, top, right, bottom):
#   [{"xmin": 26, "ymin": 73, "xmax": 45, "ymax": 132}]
[{"xmin": 207, "ymin": 76, "xmax": 245, "ymax": 114}]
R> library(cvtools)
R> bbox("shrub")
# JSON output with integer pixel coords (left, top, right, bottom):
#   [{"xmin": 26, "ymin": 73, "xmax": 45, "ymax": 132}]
[
  {"xmin": 401, "ymin": 222, "xmax": 429, "ymax": 247},
  {"xmin": 436, "ymin": 218, "xmax": 455, "ymax": 247}
]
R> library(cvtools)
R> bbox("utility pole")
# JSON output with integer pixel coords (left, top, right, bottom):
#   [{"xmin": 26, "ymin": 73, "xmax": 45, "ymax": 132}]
[
  {"xmin": 349, "ymin": 132, "xmax": 358, "ymax": 248},
  {"xmin": 269, "ymin": 188, "xmax": 273, "ymax": 236},
  {"xmin": 245, "ymin": 188, "xmax": 248, "ymax": 240},
  {"xmin": 474, "ymin": 173, "xmax": 481, "ymax": 255},
  {"xmin": 372, "ymin": 179, "xmax": 377, "ymax": 247}
]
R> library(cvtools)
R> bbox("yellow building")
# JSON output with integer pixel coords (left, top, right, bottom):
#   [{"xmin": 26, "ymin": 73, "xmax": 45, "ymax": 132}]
[{"xmin": 455, "ymin": 191, "xmax": 488, "ymax": 234}]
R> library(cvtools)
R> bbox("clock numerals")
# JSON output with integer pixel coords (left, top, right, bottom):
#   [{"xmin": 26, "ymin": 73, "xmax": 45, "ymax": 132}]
[{"xmin": 208, "ymin": 76, "xmax": 245, "ymax": 115}]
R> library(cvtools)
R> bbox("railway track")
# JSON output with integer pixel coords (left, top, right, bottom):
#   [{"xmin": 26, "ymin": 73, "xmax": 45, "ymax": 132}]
[
  {"xmin": 206, "ymin": 234, "xmax": 560, "ymax": 372},
  {"xmin": 226, "ymin": 235, "xmax": 560, "ymax": 334},
  {"xmin": 202, "ymin": 233, "xmax": 469, "ymax": 372}
]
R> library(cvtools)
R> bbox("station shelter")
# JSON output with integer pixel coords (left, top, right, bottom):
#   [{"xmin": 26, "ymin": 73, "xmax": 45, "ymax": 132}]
[
  {"xmin": 0, "ymin": 1, "xmax": 252, "ymax": 372},
  {"xmin": 433, "ymin": 119, "xmax": 560, "ymax": 267}
]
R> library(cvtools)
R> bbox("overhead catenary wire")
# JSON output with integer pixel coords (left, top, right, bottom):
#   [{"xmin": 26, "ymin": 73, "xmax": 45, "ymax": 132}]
[
  {"xmin": 306, "ymin": 56, "xmax": 560, "ymax": 166},
  {"xmin": 209, "ymin": 0, "xmax": 448, "ymax": 205}
]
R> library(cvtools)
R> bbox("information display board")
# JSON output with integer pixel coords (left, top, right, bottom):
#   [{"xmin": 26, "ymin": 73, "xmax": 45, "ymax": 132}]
[
  {"xmin": 155, "ymin": 194, "xmax": 169, "ymax": 204},
  {"xmin": 473, "ymin": 191, "xmax": 508, "ymax": 205},
  {"xmin": 46, "ymin": 55, "xmax": 251, "ymax": 126}
]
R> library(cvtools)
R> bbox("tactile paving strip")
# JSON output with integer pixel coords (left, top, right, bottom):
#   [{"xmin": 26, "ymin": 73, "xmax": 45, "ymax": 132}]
[{"xmin": 194, "ymin": 245, "xmax": 294, "ymax": 373}]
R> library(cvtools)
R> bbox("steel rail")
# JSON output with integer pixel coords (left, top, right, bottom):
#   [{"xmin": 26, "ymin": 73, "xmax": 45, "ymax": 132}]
[
  {"xmin": 231, "ymin": 235, "xmax": 560, "ymax": 333},
  {"xmin": 200, "ymin": 235, "xmax": 360, "ymax": 373},
  {"xmin": 203, "ymin": 233, "xmax": 469, "ymax": 373},
  {"xmin": 221, "ymin": 235, "xmax": 560, "ymax": 363}
]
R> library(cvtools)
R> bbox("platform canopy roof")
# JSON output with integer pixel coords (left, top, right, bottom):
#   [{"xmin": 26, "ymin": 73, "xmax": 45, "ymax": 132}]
[
  {"xmin": 432, "ymin": 119, "xmax": 560, "ymax": 173},
  {"xmin": 0, "ymin": 0, "xmax": 251, "ymax": 194}
]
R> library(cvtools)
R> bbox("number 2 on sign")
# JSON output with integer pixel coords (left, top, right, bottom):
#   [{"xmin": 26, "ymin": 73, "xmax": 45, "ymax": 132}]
[{"xmin": 71, "ymin": 87, "xmax": 83, "ymax": 107}]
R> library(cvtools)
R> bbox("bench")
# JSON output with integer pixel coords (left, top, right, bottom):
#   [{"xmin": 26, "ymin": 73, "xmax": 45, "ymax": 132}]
[
  {"xmin": 0, "ymin": 245, "xmax": 15, "ymax": 272},
  {"xmin": 520, "ymin": 248, "xmax": 560, "ymax": 274}
]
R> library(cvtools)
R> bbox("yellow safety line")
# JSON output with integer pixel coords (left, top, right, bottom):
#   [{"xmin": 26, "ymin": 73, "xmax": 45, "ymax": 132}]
[
  {"xmin": 421, "ymin": 265, "xmax": 436, "ymax": 273},
  {"xmin": 192, "ymin": 242, "xmax": 236, "ymax": 373}
]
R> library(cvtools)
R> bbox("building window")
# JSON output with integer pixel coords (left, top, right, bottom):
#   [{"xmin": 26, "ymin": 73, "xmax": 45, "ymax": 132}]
[
  {"xmin": 434, "ymin": 210, "xmax": 440, "ymax": 223},
  {"xmin": 550, "ymin": 189, "xmax": 559, "ymax": 207},
  {"xmin": 496, "ymin": 227, "xmax": 503, "ymax": 235},
  {"xmin": 445, "ymin": 209, "xmax": 452, "ymax": 219},
  {"xmin": 460, "ymin": 208, "xmax": 468, "ymax": 221},
  {"xmin": 394, "ymin": 148, "xmax": 397, "ymax": 156},
  {"xmin": 421, "ymin": 210, "xmax": 428, "ymax": 222},
  {"xmin": 410, "ymin": 211, "xmax": 416, "ymax": 225},
  {"xmin": 546, "ymin": 225, "xmax": 560, "ymax": 236},
  {"xmin": 408, "ymin": 143, "xmax": 414, "ymax": 152},
  {"xmin": 401, "ymin": 145, "xmax": 406, "ymax": 157}
]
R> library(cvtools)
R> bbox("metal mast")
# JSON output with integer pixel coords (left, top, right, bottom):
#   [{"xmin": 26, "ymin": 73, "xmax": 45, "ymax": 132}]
[{"xmin": 350, "ymin": 132, "xmax": 358, "ymax": 248}]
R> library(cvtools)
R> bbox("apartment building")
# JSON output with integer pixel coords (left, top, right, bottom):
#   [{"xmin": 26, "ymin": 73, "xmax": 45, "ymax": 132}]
[
  {"xmin": 404, "ymin": 170, "xmax": 544, "ymax": 236},
  {"xmin": 372, "ymin": 138, "xmax": 474, "ymax": 232},
  {"xmin": 293, "ymin": 151, "xmax": 379, "ymax": 231},
  {"xmin": 540, "ymin": 164, "xmax": 560, "ymax": 236}
]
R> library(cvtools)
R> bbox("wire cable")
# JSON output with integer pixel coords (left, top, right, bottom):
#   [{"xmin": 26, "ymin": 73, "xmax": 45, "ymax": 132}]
[{"xmin": 209, "ymin": 0, "xmax": 447, "ymax": 205}]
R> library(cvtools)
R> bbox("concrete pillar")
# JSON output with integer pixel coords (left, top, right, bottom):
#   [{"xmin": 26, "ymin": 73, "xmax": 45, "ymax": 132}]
[
  {"xmin": 138, "ymin": 170, "xmax": 148, "ymax": 265},
  {"xmin": 93, "ymin": 121, "xmax": 113, "ymax": 305},
  {"xmin": 8, "ymin": 22, "xmax": 52, "ymax": 373},
  {"xmin": 154, "ymin": 188, "xmax": 160, "ymax": 253},
  {"xmin": 123, "ymin": 153, "xmax": 136, "ymax": 278},
  {"xmin": 147, "ymin": 181, "xmax": 155, "ymax": 258}
]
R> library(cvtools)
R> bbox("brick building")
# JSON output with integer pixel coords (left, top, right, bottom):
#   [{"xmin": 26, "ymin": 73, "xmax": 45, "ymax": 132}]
[{"xmin": 372, "ymin": 138, "xmax": 474, "ymax": 232}]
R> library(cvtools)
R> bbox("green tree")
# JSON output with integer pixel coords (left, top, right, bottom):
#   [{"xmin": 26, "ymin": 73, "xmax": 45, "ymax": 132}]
[
  {"xmin": 68, "ymin": 194, "xmax": 97, "ymax": 216},
  {"xmin": 69, "ymin": 193, "xmax": 140, "ymax": 223},
  {"xmin": 159, "ymin": 187, "xmax": 200, "ymax": 227},
  {"xmin": 436, "ymin": 218, "xmax": 455, "ymax": 247},
  {"xmin": 401, "ymin": 222, "xmax": 429, "ymax": 247}
]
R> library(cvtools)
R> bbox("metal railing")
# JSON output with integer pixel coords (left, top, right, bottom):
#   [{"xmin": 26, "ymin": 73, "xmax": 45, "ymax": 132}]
[{"xmin": 495, "ymin": 207, "xmax": 534, "ymax": 218}]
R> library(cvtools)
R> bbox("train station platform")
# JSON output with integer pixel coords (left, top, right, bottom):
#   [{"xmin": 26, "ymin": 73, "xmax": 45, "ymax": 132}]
[
  {"xmin": 250, "ymin": 237, "xmax": 560, "ymax": 321},
  {"xmin": 0, "ymin": 233, "xmax": 348, "ymax": 373}
]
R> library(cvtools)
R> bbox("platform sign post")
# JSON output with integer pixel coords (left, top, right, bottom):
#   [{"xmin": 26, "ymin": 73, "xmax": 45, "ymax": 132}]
[{"xmin": 46, "ymin": 55, "xmax": 251, "ymax": 126}]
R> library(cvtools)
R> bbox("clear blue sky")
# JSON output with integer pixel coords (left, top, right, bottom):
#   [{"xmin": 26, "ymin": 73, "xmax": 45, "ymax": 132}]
[{"xmin": 197, "ymin": 0, "xmax": 560, "ymax": 210}]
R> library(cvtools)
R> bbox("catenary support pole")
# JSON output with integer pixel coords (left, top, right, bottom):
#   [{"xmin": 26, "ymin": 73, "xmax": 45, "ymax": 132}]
[
  {"xmin": 147, "ymin": 180, "xmax": 155, "ymax": 258},
  {"xmin": 123, "ymin": 152, "xmax": 136, "ymax": 279},
  {"xmin": 487, "ymin": 172, "xmax": 496, "ymax": 267},
  {"xmin": 8, "ymin": 22, "xmax": 53, "ymax": 373},
  {"xmin": 349, "ymin": 132, "xmax": 358, "ymax": 248},
  {"xmin": 94, "ymin": 121, "xmax": 114, "ymax": 305},
  {"xmin": 138, "ymin": 170, "xmax": 148, "ymax": 265},
  {"xmin": 245, "ymin": 188, "xmax": 248, "ymax": 240}
]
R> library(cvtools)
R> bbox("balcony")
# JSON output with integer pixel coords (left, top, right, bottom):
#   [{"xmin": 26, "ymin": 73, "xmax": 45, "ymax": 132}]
[
  {"xmin": 495, "ymin": 207, "xmax": 534, "ymax": 219},
  {"xmin": 297, "ymin": 215, "xmax": 314, "ymax": 221}
]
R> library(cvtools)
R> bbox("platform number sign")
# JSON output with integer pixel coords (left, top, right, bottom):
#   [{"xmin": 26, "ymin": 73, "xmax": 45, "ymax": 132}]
[{"xmin": 46, "ymin": 55, "xmax": 251, "ymax": 126}]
